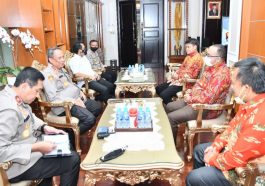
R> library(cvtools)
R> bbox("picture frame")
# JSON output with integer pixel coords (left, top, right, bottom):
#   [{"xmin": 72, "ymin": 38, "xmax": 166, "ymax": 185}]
[
  {"xmin": 207, "ymin": 1, "xmax": 221, "ymax": 19},
  {"xmin": 168, "ymin": 0, "xmax": 188, "ymax": 57}
]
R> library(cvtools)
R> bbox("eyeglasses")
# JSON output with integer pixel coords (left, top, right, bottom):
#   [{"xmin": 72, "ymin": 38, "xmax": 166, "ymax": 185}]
[{"xmin": 205, "ymin": 54, "xmax": 220, "ymax": 58}]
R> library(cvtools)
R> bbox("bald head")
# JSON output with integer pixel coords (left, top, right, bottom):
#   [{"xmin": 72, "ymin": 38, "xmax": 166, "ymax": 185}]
[{"xmin": 211, "ymin": 44, "xmax": 226, "ymax": 61}]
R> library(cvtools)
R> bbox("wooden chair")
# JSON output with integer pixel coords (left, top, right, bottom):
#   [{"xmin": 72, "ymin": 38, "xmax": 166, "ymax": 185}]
[
  {"xmin": 0, "ymin": 162, "xmax": 42, "ymax": 186},
  {"xmin": 37, "ymin": 91, "xmax": 81, "ymax": 155},
  {"xmin": 176, "ymin": 62, "xmax": 206, "ymax": 99},
  {"xmin": 64, "ymin": 50, "xmax": 98, "ymax": 100},
  {"xmin": 31, "ymin": 60, "xmax": 81, "ymax": 155},
  {"xmin": 167, "ymin": 63, "xmax": 181, "ymax": 75},
  {"xmin": 182, "ymin": 90, "xmax": 235, "ymax": 161},
  {"xmin": 211, "ymin": 126, "xmax": 265, "ymax": 186}
]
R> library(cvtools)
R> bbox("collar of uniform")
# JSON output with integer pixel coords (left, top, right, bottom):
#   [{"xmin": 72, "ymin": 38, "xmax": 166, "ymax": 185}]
[
  {"xmin": 15, "ymin": 95, "xmax": 23, "ymax": 105},
  {"xmin": 5, "ymin": 85, "xmax": 24, "ymax": 106},
  {"xmin": 47, "ymin": 63, "xmax": 60, "ymax": 75}
]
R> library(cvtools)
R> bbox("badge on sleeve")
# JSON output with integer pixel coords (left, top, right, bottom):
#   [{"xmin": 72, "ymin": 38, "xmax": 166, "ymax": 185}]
[
  {"xmin": 64, "ymin": 81, "xmax": 69, "ymax": 87},
  {"xmin": 48, "ymin": 75, "xmax": 54, "ymax": 81},
  {"xmin": 22, "ymin": 122, "xmax": 30, "ymax": 138}
]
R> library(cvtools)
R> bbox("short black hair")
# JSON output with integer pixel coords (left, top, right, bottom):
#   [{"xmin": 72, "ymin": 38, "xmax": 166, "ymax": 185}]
[
  {"xmin": 213, "ymin": 44, "xmax": 226, "ymax": 60},
  {"xmin": 234, "ymin": 57, "xmax": 265, "ymax": 94},
  {"xmin": 47, "ymin": 47, "xmax": 62, "ymax": 63},
  {"xmin": 185, "ymin": 38, "xmax": 199, "ymax": 51},
  {"xmin": 89, "ymin": 40, "xmax": 98, "ymax": 45},
  {"xmin": 14, "ymin": 67, "xmax": 45, "ymax": 88},
  {"xmin": 72, "ymin": 42, "xmax": 83, "ymax": 54}
]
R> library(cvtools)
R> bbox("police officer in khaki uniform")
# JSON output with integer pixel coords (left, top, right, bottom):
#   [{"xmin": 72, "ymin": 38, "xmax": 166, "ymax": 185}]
[
  {"xmin": 42, "ymin": 47, "xmax": 102, "ymax": 134},
  {"xmin": 0, "ymin": 67, "xmax": 80, "ymax": 186}
]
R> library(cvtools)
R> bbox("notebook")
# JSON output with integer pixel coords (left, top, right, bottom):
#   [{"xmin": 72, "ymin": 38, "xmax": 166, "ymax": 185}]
[{"xmin": 42, "ymin": 134, "xmax": 72, "ymax": 158}]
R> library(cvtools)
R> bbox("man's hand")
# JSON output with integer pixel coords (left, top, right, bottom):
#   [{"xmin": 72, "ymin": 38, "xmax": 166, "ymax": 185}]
[
  {"xmin": 204, "ymin": 146, "xmax": 218, "ymax": 165},
  {"xmin": 184, "ymin": 93, "xmax": 191, "ymax": 102},
  {"xmin": 80, "ymin": 91, "xmax": 87, "ymax": 102},
  {"xmin": 43, "ymin": 125, "xmax": 66, "ymax": 135},
  {"xmin": 95, "ymin": 74, "xmax": 101, "ymax": 80},
  {"xmin": 167, "ymin": 77, "xmax": 172, "ymax": 83},
  {"xmin": 171, "ymin": 72, "xmax": 179, "ymax": 80},
  {"xmin": 74, "ymin": 98, "xmax": 86, "ymax": 108},
  {"xmin": 31, "ymin": 141, "xmax": 56, "ymax": 154}
]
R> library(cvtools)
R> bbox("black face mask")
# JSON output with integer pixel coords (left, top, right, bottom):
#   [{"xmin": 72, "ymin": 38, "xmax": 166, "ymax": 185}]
[{"xmin": 90, "ymin": 47, "xmax": 98, "ymax": 52}]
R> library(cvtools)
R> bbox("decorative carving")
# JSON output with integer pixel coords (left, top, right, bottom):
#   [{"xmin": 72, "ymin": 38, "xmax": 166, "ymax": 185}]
[
  {"xmin": 84, "ymin": 169, "xmax": 182, "ymax": 186},
  {"xmin": 115, "ymin": 84, "xmax": 156, "ymax": 98}
]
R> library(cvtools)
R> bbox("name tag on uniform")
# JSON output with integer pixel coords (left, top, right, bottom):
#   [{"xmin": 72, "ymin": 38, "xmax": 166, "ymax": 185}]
[{"xmin": 24, "ymin": 114, "xmax": 30, "ymax": 122}]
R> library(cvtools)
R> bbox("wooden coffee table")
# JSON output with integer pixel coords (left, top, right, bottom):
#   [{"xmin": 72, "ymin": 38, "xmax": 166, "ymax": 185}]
[
  {"xmin": 81, "ymin": 98, "xmax": 184, "ymax": 186},
  {"xmin": 114, "ymin": 70, "xmax": 157, "ymax": 98}
]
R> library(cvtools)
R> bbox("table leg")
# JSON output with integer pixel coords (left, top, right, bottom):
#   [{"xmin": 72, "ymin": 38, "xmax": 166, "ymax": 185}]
[
  {"xmin": 84, "ymin": 172, "xmax": 96, "ymax": 186},
  {"xmin": 115, "ymin": 86, "xmax": 122, "ymax": 98},
  {"xmin": 166, "ymin": 169, "xmax": 182, "ymax": 186},
  {"xmin": 150, "ymin": 86, "xmax": 156, "ymax": 97}
]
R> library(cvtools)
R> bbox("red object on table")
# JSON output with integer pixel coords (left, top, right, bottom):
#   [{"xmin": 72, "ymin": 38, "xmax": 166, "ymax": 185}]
[{"xmin": 129, "ymin": 108, "xmax": 138, "ymax": 117}]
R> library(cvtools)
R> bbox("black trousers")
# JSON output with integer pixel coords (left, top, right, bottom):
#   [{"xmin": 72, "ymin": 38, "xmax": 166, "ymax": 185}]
[
  {"xmin": 9, "ymin": 151, "xmax": 80, "ymax": 186},
  {"xmin": 59, "ymin": 99, "xmax": 101, "ymax": 134},
  {"xmin": 186, "ymin": 143, "xmax": 232, "ymax": 186},
  {"xmin": 70, "ymin": 99, "xmax": 102, "ymax": 134},
  {"xmin": 156, "ymin": 82, "xmax": 182, "ymax": 104},
  {"xmin": 89, "ymin": 78, "xmax": 115, "ymax": 102},
  {"xmin": 101, "ymin": 69, "xmax": 117, "ymax": 83}
]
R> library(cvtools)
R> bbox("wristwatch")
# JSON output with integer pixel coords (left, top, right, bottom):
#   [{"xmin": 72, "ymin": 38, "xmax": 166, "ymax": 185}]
[{"xmin": 40, "ymin": 124, "xmax": 47, "ymax": 133}]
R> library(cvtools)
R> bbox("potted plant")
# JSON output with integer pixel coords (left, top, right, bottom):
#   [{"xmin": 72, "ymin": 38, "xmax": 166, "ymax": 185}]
[
  {"xmin": 0, "ymin": 26, "xmax": 40, "ymax": 86},
  {"xmin": 0, "ymin": 66, "xmax": 24, "ymax": 86}
]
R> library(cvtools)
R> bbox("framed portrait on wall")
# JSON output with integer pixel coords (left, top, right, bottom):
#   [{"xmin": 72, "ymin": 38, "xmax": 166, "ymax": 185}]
[{"xmin": 207, "ymin": 1, "xmax": 221, "ymax": 19}]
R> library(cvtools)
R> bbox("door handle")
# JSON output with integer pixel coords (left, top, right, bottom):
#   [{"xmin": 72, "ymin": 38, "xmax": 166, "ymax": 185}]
[
  {"xmin": 141, "ymin": 22, "xmax": 143, "ymax": 40},
  {"xmin": 132, "ymin": 22, "xmax": 136, "ymax": 42}
]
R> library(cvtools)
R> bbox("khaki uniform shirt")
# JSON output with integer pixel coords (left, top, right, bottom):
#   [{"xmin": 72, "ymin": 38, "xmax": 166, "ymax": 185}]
[
  {"xmin": 42, "ymin": 64, "xmax": 80, "ymax": 115},
  {"xmin": 0, "ymin": 86, "xmax": 44, "ymax": 179},
  {"xmin": 86, "ymin": 48, "xmax": 103, "ymax": 70}
]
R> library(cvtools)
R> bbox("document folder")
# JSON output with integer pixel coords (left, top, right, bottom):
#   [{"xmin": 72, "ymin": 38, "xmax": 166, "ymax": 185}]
[{"xmin": 42, "ymin": 134, "xmax": 72, "ymax": 158}]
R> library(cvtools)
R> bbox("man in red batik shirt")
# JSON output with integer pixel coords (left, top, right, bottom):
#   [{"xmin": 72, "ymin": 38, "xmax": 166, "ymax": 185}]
[
  {"xmin": 186, "ymin": 58, "xmax": 265, "ymax": 186},
  {"xmin": 156, "ymin": 38, "xmax": 204, "ymax": 104},
  {"xmin": 166, "ymin": 44, "xmax": 231, "ymax": 139}
]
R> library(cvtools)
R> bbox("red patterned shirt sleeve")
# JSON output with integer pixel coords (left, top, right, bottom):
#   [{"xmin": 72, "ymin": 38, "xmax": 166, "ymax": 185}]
[
  {"xmin": 211, "ymin": 125, "xmax": 234, "ymax": 152},
  {"xmin": 208, "ymin": 96, "xmax": 265, "ymax": 171},
  {"xmin": 186, "ymin": 63, "xmax": 231, "ymax": 104},
  {"xmin": 171, "ymin": 53, "xmax": 203, "ymax": 86},
  {"xmin": 177, "ymin": 54, "xmax": 203, "ymax": 80},
  {"xmin": 209, "ymin": 123, "xmax": 265, "ymax": 170}
]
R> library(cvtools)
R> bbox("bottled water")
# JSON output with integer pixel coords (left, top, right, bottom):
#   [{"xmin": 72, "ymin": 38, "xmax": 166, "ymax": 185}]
[
  {"xmin": 128, "ymin": 65, "xmax": 132, "ymax": 75},
  {"xmin": 139, "ymin": 64, "xmax": 145, "ymax": 73},
  {"xmin": 116, "ymin": 107, "xmax": 123, "ymax": 128},
  {"xmin": 145, "ymin": 106, "xmax": 152, "ymax": 128},
  {"xmin": 137, "ymin": 107, "xmax": 145, "ymax": 128},
  {"xmin": 123, "ymin": 106, "xmax": 130, "ymax": 128}
]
